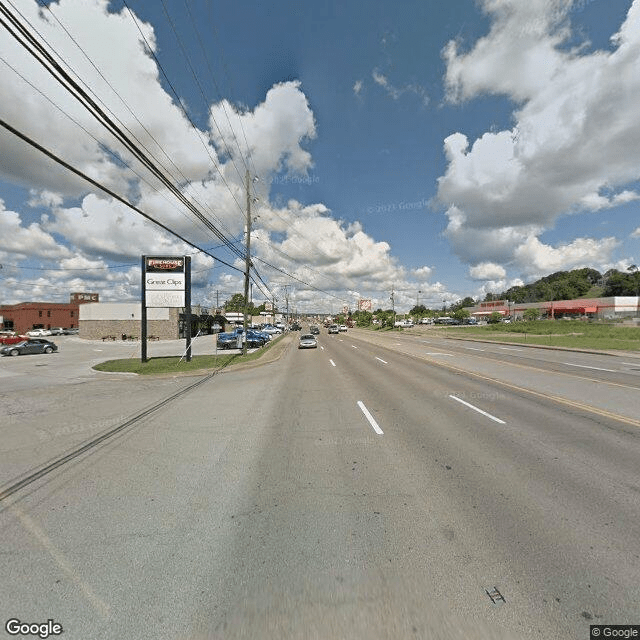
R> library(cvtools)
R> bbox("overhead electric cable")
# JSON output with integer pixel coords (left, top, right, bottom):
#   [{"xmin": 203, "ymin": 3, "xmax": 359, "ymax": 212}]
[
  {"xmin": 121, "ymin": 1, "xmax": 248, "ymax": 223},
  {"xmin": 0, "ymin": 117, "xmax": 243, "ymax": 273},
  {"xmin": 32, "ymin": 0, "xmax": 239, "ymax": 244},
  {"xmin": 0, "ymin": 1, "xmax": 246, "ymax": 263}
]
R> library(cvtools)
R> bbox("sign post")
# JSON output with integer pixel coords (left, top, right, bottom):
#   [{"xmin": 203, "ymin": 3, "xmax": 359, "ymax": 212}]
[{"xmin": 141, "ymin": 255, "xmax": 189, "ymax": 363}]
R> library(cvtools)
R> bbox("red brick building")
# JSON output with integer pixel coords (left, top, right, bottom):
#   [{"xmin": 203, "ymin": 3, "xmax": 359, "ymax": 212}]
[{"xmin": 0, "ymin": 293, "xmax": 98, "ymax": 334}]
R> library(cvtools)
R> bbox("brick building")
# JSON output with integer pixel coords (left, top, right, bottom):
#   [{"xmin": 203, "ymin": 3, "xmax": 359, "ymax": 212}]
[{"xmin": 0, "ymin": 293, "xmax": 98, "ymax": 334}]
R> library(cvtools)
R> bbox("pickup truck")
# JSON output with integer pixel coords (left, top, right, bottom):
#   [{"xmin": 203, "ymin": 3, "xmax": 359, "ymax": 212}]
[{"xmin": 394, "ymin": 320, "xmax": 414, "ymax": 328}]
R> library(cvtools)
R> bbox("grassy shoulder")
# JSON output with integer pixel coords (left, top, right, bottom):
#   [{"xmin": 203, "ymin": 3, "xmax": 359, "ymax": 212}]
[
  {"xmin": 444, "ymin": 320, "xmax": 640, "ymax": 351},
  {"xmin": 93, "ymin": 334, "xmax": 288, "ymax": 375}
]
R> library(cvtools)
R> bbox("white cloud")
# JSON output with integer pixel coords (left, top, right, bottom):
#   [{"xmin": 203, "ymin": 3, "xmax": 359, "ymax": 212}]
[
  {"xmin": 372, "ymin": 69, "xmax": 429, "ymax": 105},
  {"xmin": 513, "ymin": 235, "xmax": 619, "ymax": 276},
  {"xmin": 469, "ymin": 262, "xmax": 506, "ymax": 281},
  {"xmin": 631, "ymin": 227, "xmax": 640, "ymax": 238},
  {"xmin": 439, "ymin": 0, "xmax": 640, "ymax": 278},
  {"xmin": 0, "ymin": 202, "xmax": 72, "ymax": 260},
  {"xmin": 413, "ymin": 266, "xmax": 433, "ymax": 279},
  {"xmin": 353, "ymin": 80, "xmax": 363, "ymax": 96}
]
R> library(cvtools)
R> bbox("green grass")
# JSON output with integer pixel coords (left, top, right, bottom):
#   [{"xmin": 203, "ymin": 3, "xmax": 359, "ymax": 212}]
[
  {"xmin": 446, "ymin": 320, "xmax": 640, "ymax": 351},
  {"xmin": 93, "ymin": 337, "xmax": 281, "ymax": 375}
]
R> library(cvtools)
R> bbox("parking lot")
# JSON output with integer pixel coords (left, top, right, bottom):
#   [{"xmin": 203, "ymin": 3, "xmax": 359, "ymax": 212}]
[{"xmin": 0, "ymin": 334, "xmax": 240, "ymax": 393}]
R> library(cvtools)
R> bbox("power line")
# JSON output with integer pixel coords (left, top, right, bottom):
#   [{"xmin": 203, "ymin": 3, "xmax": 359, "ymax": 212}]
[
  {"xmin": 33, "ymin": 0, "xmax": 240, "ymax": 246},
  {"xmin": 0, "ymin": 1, "xmax": 246, "ymax": 263},
  {"xmin": 0, "ymin": 117, "xmax": 243, "ymax": 273}
]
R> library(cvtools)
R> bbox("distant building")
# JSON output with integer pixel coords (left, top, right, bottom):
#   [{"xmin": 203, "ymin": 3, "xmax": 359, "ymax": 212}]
[
  {"xmin": 466, "ymin": 296, "xmax": 639, "ymax": 320},
  {"xmin": 0, "ymin": 292, "xmax": 98, "ymax": 333}
]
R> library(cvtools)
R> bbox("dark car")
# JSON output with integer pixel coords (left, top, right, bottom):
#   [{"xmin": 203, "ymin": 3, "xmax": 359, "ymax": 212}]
[
  {"xmin": 1, "ymin": 339, "xmax": 58, "ymax": 356},
  {"xmin": 290, "ymin": 323, "xmax": 302, "ymax": 331},
  {"xmin": 309, "ymin": 325, "xmax": 320, "ymax": 335}
]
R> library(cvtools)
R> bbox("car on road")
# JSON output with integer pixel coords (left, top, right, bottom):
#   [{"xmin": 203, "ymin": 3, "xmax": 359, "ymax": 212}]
[
  {"xmin": 1, "ymin": 339, "xmax": 58, "ymax": 356},
  {"xmin": 290, "ymin": 322, "xmax": 302, "ymax": 331},
  {"xmin": 328, "ymin": 324, "xmax": 339, "ymax": 334},
  {"xmin": 309, "ymin": 325, "xmax": 320, "ymax": 335},
  {"xmin": 339, "ymin": 325, "xmax": 348, "ymax": 332},
  {"xmin": 298, "ymin": 334, "xmax": 318, "ymax": 349}
]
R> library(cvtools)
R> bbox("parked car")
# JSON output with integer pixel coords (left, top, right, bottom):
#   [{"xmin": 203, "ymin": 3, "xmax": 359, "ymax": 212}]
[
  {"xmin": 298, "ymin": 334, "xmax": 318, "ymax": 349},
  {"xmin": 66, "ymin": 328, "xmax": 79, "ymax": 334},
  {"xmin": 49, "ymin": 327, "xmax": 67, "ymax": 335},
  {"xmin": 262, "ymin": 325, "xmax": 282, "ymax": 335},
  {"xmin": 0, "ymin": 332, "xmax": 29, "ymax": 345},
  {"xmin": 1, "ymin": 339, "xmax": 58, "ymax": 356},
  {"xmin": 394, "ymin": 320, "xmax": 414, "ymax": 327},
  {"xmin": 328, "ymin": 324, "xmax": 339, "ymax": 334},
  {"xmin": 339, "ymin": 325, "xmax": 348, "ymax": 332},
  {"xmin": 26, "ymin": 329, "xmax": 51, "ymax": 337}
]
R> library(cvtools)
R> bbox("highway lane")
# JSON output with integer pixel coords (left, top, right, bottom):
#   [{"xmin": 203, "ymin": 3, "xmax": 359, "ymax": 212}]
[
  {"xmin": 343, "ymin": 328, "xmax": 640, "ymax": 425},
  {"xmin": 348, "ymin": 326, "xmax": 640, "ymax": 387},
  {"xmin": 0, "ymin": 335, "xmax": 638, "ymax": 639},
  {"xmin": 319, "ymin": 334, "xmax": 640, "ymax": 636}
]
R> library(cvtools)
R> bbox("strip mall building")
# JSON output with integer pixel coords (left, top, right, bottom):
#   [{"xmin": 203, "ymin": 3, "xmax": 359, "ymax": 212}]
[{"xmin": 467, "ymin": 296, "xmax": 639, "ymax": 320}]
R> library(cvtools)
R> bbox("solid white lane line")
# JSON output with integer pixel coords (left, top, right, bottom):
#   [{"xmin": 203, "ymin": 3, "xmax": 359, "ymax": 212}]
[
  {"xmin": 563, "ymin": 362, "xmax": 616, "ymax": 373},
  {"xmin": 426, "ymin": 352, "xmax": 453, "ymax": 356},
  {"xmin": 463, "ymin": 347, "xmax": 485, "ymax": 351},
  {"xmin": 375, "ymin": 357, "xmax": 387, "ymax": 364},
  {"xmin": 357, "ymin": 401, "xmax": 384, "ymax": 435},
  {"xmin": 449, "ymin": 395, "xmax": 506, "ymax": 424},
  {"xmin": 499, "ymin": 347, "xmax": 522, "ymax": 351},
  {"xmin": 329, "ymin": 359, "xmax": 336, "ymax": 367},
  {"xmin": 622, "ymin": 362, "xmax": 639, "ymax": 366}
]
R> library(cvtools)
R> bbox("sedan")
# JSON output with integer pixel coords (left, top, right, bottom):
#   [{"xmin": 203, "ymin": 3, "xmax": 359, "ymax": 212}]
[
  {"xmin": 339, "ymin": 325, "xmax": 348, "ymax": 332},
  {"xmin": 328, "ymin": 325, "xmax": 339, "ymax": 334},
  {"xmin": 26, "ymin": 329, "xmax": 52, "ymax": 337},
  {"xmin": 298, "ymin": 334, "xmax": 318, "ymax": 349},
  {"xmin": 1, "ymin": 339, "xmax": 58, "ymax": 356}
]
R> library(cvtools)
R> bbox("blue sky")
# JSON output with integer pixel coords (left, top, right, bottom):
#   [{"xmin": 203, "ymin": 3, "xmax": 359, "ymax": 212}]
[{"xmin": 1, "ymin": 0, "xmax": 639, "ymax": 312}]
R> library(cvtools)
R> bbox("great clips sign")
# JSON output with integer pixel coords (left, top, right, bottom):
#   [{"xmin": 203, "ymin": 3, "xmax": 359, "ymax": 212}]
[{"xmin": 144, "ymin": 256, "xmax": 186, "ymax": 307}]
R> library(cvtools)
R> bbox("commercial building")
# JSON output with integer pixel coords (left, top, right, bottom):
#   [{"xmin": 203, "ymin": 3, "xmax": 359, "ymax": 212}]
[
  {"xmin": 79, "ymin": 303, "xmax": 180, "ymax": 340},
  {"xmin": 467, "ymin": 297, "xmax": 639, "ymax": 320},
  {"xmin": 0, "ymin": 293, "xmax": 98, "ymax": 333}
]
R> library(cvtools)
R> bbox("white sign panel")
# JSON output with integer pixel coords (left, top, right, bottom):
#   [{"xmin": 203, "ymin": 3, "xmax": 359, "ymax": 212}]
[
  {"xmin": 145, "ymin": 273, "xmax": 185, "ymax": 290},
  {"xmin": 146, "ymin": 290, "xmax": 185, "ymax": 308}
]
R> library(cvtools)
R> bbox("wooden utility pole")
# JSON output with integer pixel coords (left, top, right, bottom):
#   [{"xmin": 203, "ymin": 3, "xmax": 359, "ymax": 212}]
[{"xmin": 242, "ymin": 170, "xmax": 252, "ymax": 355}]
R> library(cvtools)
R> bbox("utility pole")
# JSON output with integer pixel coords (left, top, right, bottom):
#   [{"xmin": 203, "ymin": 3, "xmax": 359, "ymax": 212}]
[
  {"xmin": 283, "ymin": 285, "xmax": 290, "ymax": 325},
  {"xmin": 242, "ymin": 170, "xmax": 251, "ymax": 355},
  {"xmin": 391, "ymin": 285, "xmax": 396, "ymax": 327}
]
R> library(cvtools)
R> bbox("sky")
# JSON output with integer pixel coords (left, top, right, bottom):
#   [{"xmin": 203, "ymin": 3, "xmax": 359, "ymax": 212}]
[{"xmin": 1, "ymin": 0, "xmax": 639, "ymax": 314}]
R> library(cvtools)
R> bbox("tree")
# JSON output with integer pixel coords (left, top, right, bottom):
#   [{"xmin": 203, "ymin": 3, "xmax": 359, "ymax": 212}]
[
  {"xmin": 523, "ymin": 308, "xmax": 540, "ymax": 321},
  {"xmin": 453, "ymin": 308, "xmax": 470, "ymax": 321},
  {"xmin": 488, "ymin": 311, "xmax": 502, "ymax": 324}
]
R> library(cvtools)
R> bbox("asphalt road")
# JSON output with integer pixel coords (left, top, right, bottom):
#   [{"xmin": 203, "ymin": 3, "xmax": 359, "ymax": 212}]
[{"xmin": 1, "ymin": 330, "xmax": 639, "ymax": 639}]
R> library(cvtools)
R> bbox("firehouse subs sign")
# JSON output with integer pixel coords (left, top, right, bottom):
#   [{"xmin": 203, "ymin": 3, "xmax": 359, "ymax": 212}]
[{"xmin": 144, "ymin": 256, "xmax": 186, "ymax": 307}]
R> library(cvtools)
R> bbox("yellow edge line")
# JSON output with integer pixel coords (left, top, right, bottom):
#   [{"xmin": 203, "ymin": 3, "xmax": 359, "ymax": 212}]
[{"xmin": 351, "ymin": 333, "xmax": 640, "ymax": 429}]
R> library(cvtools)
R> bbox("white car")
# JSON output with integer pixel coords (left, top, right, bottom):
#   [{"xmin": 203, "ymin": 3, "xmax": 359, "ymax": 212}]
[
  {"xmin": 26, "ymin": 329, "xmax": 52, "ymax": 337},
  {"xmin": 262, "ymin": 325, "xmax": 282, "ymax": 335},
  {"xmin": 339, "ymin": 325, "xmax": 348, "ymax": 332}
]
